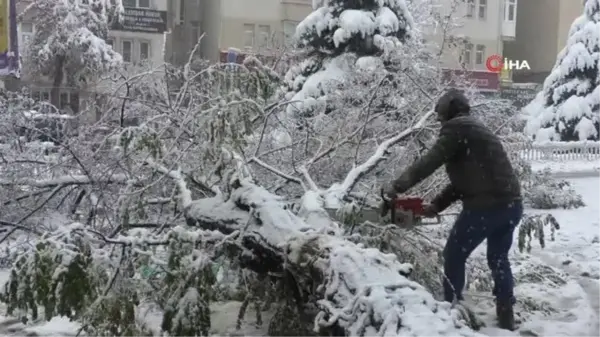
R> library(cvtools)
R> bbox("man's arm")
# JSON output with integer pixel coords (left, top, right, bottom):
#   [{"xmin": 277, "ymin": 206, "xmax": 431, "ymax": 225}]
[
  {"xmin": 431, "ymin": 184, "xmax": 460, "ymax": 212},
  {"xmin": 392, "ymin": 120, "xmax": 462, "ymax": 193}
]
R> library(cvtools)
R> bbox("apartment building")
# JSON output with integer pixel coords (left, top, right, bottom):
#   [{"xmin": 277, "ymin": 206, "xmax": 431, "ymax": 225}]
[
  {"xmin": 214, "ymin": 0, "xmax": 312, "ymax": 57},
  {"xmin": 422, "ymin": 0, "xmax": 518, "ymax": 92},
  {"xmin": 503, "ymin": 0, "xmax": 584, "ymax": 83},
  {"xmin": 107, "ymin": 0, "xmax": 168, "ymax": 66},
  {"xmin": 165, "ymin": 0, "xmax": 312, "ymax": 64},
  {"xmin": 180, "ymin": 0, "xmax": 518, "ymax": 92}
]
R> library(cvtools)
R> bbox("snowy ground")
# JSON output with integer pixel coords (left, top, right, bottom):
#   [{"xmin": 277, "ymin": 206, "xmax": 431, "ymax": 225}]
[
  {"xmin": 524, "ymin": 177, "xmax": 599, "ymax": 335},
  {"xmin": 467, "ymin": 176, "xmax": 600, "ymax": 337},
  {"xmin": 0, "ymin": 177, "xmax": 596, "ymax": 336},
  {"xmin": 530, "ymin": 159, "xmax": 600, "ymax": 178}
]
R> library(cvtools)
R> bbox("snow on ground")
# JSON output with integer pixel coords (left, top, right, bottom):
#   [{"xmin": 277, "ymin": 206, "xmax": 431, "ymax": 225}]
[
  {"xmin": 465, "ymin": 176, "xmax": 600, "ymax": 336},
  {"xmin": 525, "ymin": 176, "xmax": 600, "ymax": 336},
  {"xmin": 530, "ymin": 159, "xmax": 600, "ymax": 177},
  {"xmin": 0, "ymin": 174, "xmax": 596, "ymax": 336}
]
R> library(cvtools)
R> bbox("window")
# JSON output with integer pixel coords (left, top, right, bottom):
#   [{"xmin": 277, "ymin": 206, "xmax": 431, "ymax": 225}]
[
  {"xmin": 475, "ymin": 44, "xmax": 485, "ymax": 64},
  {"xmin": 191, "ymin": 21, "xmax": 200, "ymax": 45},
  {"xmin": 20, "ymin": 22, "xmax": 34, "ymax": 49},
  {"xmin": 465, "ymin": 0, "xmax": 475, "ymax": 18},
  {"xmin": 106, "ymin": 38, "xmax": 114, "ymax": 48},
  {"xmin": 122, "ymin": 0, "xmax": 148, "ymax": 8},
  {"xmin": 70, "ymin": 92, "xmax": 80, "ymax": 113},
  {"xmin": 121, "ymin": 40, "xmax": 132, "ymax": 62},
  {"xmin": 283, "ymin": 21, "xmax": 298, "ymax": 47},
  {"xmin": 478, "ymin": 0, "xmax": 487, "ymax": 19},
  {"xmin": 243, "ymin": 24, "xmax": 255, "ymax": 49},
  {"xmin": 21, "ymin": 22, "xmax": 33, "ymax": 33},
  {"xmin": 258, "ymin": 25, "xmax": 271, "ymax": 48},
  {"xmin": 462, "ymin": 43, "xmax": 473, "ymax": 65},
  {"xmin": 179, "ymin": 0, "xmax": 185, "ymax": 24},
  {"xmin": 505, "ymin": 0, "xmax": 516, "ymax": 21},
  {"xmin": 139, "ymin": 41, "xmax": 150, "ymax": 60},
  {"xmin": 59, "ymin": 93, "xmax": 70, "ymax": 109}
]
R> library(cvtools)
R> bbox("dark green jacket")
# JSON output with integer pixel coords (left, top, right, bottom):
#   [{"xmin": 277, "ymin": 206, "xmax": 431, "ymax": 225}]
[{"xmin": 393, "ymin": 114, "xmax": 521, "ymax": 211}]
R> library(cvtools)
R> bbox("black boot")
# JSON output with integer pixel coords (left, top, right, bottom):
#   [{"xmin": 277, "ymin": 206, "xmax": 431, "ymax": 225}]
[{"xmin": 496, "ymin": 300, "xmax": 516, "ymax": 331}]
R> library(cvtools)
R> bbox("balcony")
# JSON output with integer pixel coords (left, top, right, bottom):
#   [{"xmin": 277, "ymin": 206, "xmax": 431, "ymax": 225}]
[
  {"xmin": 501, "ymin": 0, "xmax": 517, "ymax": 40},
  {"xmin": 502, "ymin": 20, "xmax": 516, "ymax": 40}
]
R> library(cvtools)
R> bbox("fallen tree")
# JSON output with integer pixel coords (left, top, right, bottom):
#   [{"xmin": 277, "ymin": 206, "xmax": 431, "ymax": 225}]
[
  {"xmin": 181, "ymin": 176, "xmax": 484, "ymax": 336},
  {"xmin": 0, "ymin": 75, "xmax": 484, "ymax": 336}
]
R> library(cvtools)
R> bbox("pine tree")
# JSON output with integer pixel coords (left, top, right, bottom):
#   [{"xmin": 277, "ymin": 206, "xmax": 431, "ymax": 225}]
[
  {"xmin": 296, "ymin": 0, "xmax": 412, "ymax": 57},
  {"xmin": 524, "ymin": 0, "xmax": 600, "ymax": 141},
  {"xmin": 282, "ymin": 0, "xmax": 414, "ymax": 120}
]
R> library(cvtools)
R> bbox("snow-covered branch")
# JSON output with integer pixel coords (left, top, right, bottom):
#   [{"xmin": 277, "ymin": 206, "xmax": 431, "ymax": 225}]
[
  {"xmin": 326, "ymin": 108, "xmax": 437, "ymax": 200},
  {"xmin": 182, "ymin": 178, "xmax": 480, "ymax": 335},
  {"xmin": 0, "ymin": 174, "xmax": 129, "ymax": 187},
  {"xmin": 247, "ymin": 157, "xmax": 306, "ymax": 189}
]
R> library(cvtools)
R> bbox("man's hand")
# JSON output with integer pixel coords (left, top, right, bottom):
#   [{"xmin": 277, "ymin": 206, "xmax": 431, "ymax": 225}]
[
  {"xmin": 382, "ymin": 185, "xmax": 397, "ymax": 199},
  {"xmin": 422, "ymin": 203, "xmax": 438, "ymax": 218},
  {"xmin": 380, "ymin": 199, "xmax": 391, "ymax": 217}
]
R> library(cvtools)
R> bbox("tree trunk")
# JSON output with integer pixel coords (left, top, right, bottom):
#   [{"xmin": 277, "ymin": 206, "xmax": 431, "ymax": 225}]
[
  {"xmin": 184, "ymin": 179, "xmax": 483, "ymax": 336},
  {"xmin": 50, "ymin": 56, "xmax": 65, "ymax": 109}
]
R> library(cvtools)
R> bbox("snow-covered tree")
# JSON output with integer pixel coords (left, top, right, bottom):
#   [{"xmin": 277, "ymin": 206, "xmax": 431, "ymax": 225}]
[
  {"xmin": 22, "ymin": 0, "xmax": 123, "ymax": 108},
  {"xmin": 282, "ymin": 0, "xmax": 414, "ymax": 119},
  {"xmin": 523, "ymin": 0, "xmax": 599, "ymax": 141}
]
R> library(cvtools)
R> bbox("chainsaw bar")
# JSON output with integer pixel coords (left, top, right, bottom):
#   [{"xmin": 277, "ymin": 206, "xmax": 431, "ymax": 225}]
[
  {"xmin": 324, "ymin": 207, "xmax": 443, "ymax": 228},
  {"xmin": 324, "ymin": 189, "xmax": 459, "ymax": 228}
]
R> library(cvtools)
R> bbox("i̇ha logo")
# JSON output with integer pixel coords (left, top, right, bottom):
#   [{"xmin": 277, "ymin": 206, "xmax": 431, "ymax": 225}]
[{"xmin": 486, "ymin": 54, "xmax": 531, "ymax": 72}]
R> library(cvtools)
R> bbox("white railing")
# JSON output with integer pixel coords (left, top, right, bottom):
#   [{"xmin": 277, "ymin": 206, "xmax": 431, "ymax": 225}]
[{"xmin": 508, "ymin": 141, "xmax": 600, "ymax": 161}]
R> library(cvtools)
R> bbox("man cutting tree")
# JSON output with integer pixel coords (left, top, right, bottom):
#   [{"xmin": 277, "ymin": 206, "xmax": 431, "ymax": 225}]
[{"xmin": 382, "ymin": 89, "xmax": 523, "ymax": 331}]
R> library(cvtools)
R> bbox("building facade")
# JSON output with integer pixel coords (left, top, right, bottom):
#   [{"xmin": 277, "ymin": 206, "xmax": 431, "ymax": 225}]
[
  {"xmin": 165, "ymin": 0, "xmax": 313, "ymax": 64},
  {"xmin": 179, "ymin": 0, "xmax": 518, "ymax": 92},
  {"xmin": 503, "ymin": 0, "xmax": 584, "ymax": 83},
  {"xmin": 107, "ymin": 0, "xmax": 168, "ymax": 66},
  {"xmin": 165, "ymin": 0, "xmax": 203, "ymax": 65},
  {"xmin": 420, "ymin": 0, "xmax": 517, "ymax": 92}
]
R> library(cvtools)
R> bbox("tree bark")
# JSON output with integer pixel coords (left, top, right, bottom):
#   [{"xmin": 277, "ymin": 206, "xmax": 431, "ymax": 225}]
[{"xmin": 50, "ymin": 56, "xmax": 65, "ymax": 109}]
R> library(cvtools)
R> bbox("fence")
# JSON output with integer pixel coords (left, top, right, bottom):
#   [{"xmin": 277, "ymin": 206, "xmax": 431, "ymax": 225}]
[{"xmin": 509, "ymin": 141, "xmax": 600, "ymax": 161}]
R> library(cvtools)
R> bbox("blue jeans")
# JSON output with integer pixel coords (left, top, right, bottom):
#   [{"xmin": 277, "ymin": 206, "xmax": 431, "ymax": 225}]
[{"xmin": 442, "ymin": 200, "xmax": 523, "ymax": 303}]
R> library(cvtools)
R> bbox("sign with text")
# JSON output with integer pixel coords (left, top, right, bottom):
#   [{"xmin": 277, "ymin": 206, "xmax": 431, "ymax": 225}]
[
  {"xmin": 442, "ymin": 69, "xmax": 500, "ymax": 92},
  {"xmin": 500, "ymin": 83, "xmax": 542, "ymax": 109},
  {"xmin": 0, "ymin": 0, "xmax": 19, "ymax": 77},
  {"xmin": 112, "ymin": 8, "xmax": 167, "ymax": 33}
]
